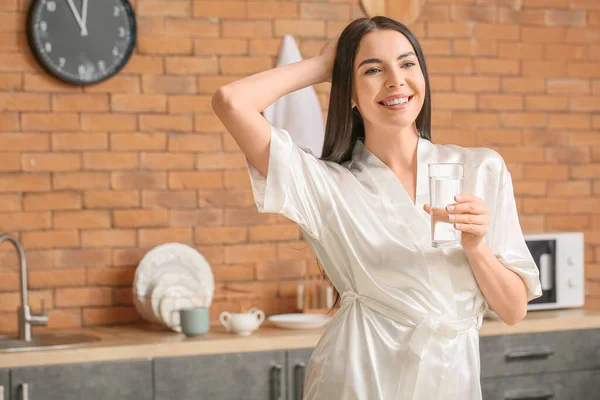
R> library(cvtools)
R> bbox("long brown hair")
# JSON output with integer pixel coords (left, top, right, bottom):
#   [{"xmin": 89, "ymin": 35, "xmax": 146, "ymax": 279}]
[{"xmin": 317, "ymin": 17, "xmax": 432, "ymax": 310}]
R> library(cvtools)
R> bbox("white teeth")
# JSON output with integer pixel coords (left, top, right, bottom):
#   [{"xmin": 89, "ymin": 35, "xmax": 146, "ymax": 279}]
[{"xmin": 382, "ymin": 97, "xmax": 409, "ymax": 106}]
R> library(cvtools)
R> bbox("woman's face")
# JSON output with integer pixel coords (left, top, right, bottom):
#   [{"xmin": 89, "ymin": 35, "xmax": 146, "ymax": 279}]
[{"xmin": 352, "ymin": 29, "xmax": 426, "ymax": 131}]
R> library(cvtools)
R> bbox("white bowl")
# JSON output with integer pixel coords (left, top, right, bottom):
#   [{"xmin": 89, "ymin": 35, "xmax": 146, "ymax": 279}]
[{"xmin": 268, "ymin": 313, "xmax": 332, "ymax": 330}]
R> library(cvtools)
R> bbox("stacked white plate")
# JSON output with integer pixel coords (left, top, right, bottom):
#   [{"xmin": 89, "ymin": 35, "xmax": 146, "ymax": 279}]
[{"xmin": 133, "ymin": 243, "xmax": 214, "ymax": 332}]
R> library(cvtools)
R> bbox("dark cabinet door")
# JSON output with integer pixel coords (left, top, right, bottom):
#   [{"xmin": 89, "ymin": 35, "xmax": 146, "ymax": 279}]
[
  {"xmin": 10, "ymin": 359, "xmax": 153, "ymax": 400},
  {"xmin": 154, "ymin": 350, "xmax": 286, "ymax": 400},
  {"xmin": 0, "ymin": 369, "xmax": 8, "ymax": 400},
  {"xmin": 481, "ymin": 369, "xmax": 600, "ymax": 400},
  {"xmin": 286, "ymin": 348, "xmax": 314, "ymax": 400}
]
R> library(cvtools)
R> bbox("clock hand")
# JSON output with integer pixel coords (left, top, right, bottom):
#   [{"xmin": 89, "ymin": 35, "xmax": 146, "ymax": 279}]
[
  {"xmin": 81, "ymin": 0, "xmax": 88, "ymax": 36},
  {"xmin": 65, "ymin": 0, "xmax": 87, "ymax": 36}
]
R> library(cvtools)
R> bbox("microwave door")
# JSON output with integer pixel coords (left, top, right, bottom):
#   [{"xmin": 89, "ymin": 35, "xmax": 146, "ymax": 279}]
[{"xmin": 540, "ymin": 253, "xmax": 553, "ymax": 291}]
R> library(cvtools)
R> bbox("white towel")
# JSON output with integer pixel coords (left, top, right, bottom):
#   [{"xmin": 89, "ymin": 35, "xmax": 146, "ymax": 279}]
[{"xmin": 263, "ymin": 35, "xmax": 325, "ymax": 158}]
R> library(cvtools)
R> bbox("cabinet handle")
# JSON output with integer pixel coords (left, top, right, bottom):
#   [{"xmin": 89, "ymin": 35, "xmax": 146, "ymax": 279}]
[
  {"xmin": 271, "ymin": 364, "xmax": 283, "ymax": 400},
  {"xmin": 0, "ymin": 385, "xmax": 4, "ymax": 400},
  {"xmin": 294, "ymin": 363, "xmax": 306, "ymax": 400},
  {"xmin": 21, "ymin": 383, "xmax": 29, "ymax": 400},
  {"xmin": 505, "ymin": 347, "xmax": 554, "ymax": 362},
  {"xmin": 504, "ymin": 387, "xmax": 554, "ymax": 400}
]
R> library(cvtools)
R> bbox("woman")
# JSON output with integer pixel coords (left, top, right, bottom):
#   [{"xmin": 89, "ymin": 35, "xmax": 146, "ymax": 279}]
[{"xmin": 212, "ymin": 16, "xmax": 542, "ymax": 400}]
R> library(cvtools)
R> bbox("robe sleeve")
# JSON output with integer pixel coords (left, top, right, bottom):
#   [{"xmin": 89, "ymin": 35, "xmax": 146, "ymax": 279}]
[
  {"xmin": 245, "ymin": 124, "xmax": 335, "ymax": 240},
  {"xmin": 487, "ymin": 161, "xmax": 543, "ymax": 303}
]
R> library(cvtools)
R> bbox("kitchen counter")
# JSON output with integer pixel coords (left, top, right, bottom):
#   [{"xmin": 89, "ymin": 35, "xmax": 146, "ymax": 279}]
[{"xmin": 2, "ymin": 308, "xmax": 599, "ymax": 369}]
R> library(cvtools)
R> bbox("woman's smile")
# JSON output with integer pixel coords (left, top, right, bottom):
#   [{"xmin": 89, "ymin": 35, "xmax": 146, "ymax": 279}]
[{"xmin": 378, "ymin": 94, "xmax": 414, "ymax": 110}]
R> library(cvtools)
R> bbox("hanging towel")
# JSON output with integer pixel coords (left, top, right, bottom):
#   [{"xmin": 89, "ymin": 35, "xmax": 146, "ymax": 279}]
[{"xmin": 263, "ymin": 35, "xmax": 325, "ymax": 158}]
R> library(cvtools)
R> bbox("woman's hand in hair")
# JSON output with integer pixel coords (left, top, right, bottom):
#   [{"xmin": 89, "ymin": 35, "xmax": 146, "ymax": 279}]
[{"xmin": 318, "ymin": 36, "xmax": 339, "ymax": 83}]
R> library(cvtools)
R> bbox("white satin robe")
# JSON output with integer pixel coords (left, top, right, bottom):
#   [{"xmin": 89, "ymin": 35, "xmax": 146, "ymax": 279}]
[{"xmin": 246, "ymin": 125, "xmax": 543, "ymax": 400}]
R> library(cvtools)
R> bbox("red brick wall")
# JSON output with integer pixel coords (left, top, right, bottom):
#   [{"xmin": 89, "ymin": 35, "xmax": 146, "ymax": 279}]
[{"xmin": 0, "ymin": 0, "xmax": 598, "ymax": 333}]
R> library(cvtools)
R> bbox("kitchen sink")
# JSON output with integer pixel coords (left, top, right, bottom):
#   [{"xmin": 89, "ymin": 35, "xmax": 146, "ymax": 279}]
[{"xmin": 0, "ymin": 332, "xmax": 100, "ymax": 352}]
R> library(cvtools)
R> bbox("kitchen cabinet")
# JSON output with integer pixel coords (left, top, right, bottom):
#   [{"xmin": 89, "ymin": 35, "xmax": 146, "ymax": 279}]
[
  {"xmin": 0, "ymin": 369, "xmax": 8, "ymax": 400},
  {"xmin": 10, "ymin": 359, "xmax": 152, "ymax": 400},
  {"xmin": 154, "ymin": 350, "xmax": 286, "ymax": 400},
  {"xmin": 286, "ymin": 348, "xmax": 313, "ymax": 400}
]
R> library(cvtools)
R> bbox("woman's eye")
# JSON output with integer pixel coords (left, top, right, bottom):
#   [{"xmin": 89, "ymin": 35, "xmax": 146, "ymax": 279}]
[
  {"xmin": 402, "ymin": 61, "xmax": 416, "ymax": 68},
  {"xmin": 365, "ymin": 68, "xmax": 380, "ymax": 74}
]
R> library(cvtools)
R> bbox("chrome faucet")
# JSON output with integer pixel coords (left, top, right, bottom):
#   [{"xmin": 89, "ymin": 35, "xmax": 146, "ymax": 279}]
[{"xmin": 0, "ymin": 233, "xmax": 48, "ymax": 341}]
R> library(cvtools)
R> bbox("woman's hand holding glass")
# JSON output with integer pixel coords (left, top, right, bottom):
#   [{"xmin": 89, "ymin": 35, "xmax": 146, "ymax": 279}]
[{"xmin": 424, "ymin": 194, "xmax": 490, "ymax": 252}]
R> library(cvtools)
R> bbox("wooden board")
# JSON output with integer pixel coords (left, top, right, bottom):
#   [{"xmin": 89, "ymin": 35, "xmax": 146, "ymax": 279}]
[{"xmin": 360, "ymin": 0, "xmax": 425, "ymax": 26}]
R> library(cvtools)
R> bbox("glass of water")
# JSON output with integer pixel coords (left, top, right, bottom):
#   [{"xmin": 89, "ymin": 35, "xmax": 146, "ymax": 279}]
[{"xmin": 428, "ymin": 163, "xmax": 464, "ymax": 249}]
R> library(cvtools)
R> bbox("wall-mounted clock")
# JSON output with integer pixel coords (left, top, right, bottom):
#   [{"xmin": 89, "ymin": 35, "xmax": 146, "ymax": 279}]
[{"xmin": 26, "ymin": 0, "xmax": 136, "ymax": 85}]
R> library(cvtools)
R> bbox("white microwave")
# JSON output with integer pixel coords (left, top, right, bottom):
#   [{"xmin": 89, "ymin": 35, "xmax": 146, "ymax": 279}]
[{"xmin": 524, "ymin": 232, "xmax": 585, "ymax": 311}]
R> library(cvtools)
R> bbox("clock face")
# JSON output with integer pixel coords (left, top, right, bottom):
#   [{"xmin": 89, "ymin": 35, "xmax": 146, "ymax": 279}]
[{"xmin": 27, "ymin": 0, "xmax": 136, "ymax": 85}]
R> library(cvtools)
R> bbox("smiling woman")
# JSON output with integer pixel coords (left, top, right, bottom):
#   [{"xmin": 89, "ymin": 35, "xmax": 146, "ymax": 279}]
[{"xmin": 212, "ymin": 16, "xmax": 542, "ymax": 400}]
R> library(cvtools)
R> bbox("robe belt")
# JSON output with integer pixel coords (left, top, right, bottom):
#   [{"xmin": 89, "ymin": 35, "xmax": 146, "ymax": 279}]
[{"xmin": 341, "ymin": 291, "xmax": 483, "ymax": 399}]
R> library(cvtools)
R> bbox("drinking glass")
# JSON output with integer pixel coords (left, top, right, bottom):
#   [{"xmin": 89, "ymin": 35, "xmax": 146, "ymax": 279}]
[{"xmin": 428, "ymin": 163, "xmax": 464, "ymax": 248}]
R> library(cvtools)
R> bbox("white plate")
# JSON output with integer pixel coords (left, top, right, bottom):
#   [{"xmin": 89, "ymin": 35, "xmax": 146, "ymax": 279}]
[
  {"xmin": 150, "ymin": 271, "xmax": 207, "ymax": 324},
  {"xmin": 268, "ymin": 314, "xmax": 332, "ymax": 330},
  {"xmin": 133, "ymin": 243, "xmax": 214, "ymax": 323}
]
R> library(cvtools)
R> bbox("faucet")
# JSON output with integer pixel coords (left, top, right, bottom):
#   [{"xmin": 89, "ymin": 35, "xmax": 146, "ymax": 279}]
[{"xmin": 0, "ymin": 233, "xmax": 48, "ymax": 341}]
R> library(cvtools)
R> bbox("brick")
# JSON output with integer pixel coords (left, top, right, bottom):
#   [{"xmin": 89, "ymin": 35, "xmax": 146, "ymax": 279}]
[
  {"xmin": 548, "ymin": 114, "xmax": 590, "ymax": 130},
  {"xmin": 197, "ymin": 75, "xmax": 242, "ymax": 93},
  {"xmin": 0, "ymin": 133, "xmax": 48, "ymax": 151},
  {"xmin": 450, "ymin": 5, "xmax": 495, "ymax": 22},
  {"xmin": 474, "ymin": 24, "xmax": 519, "ymax": 40},
  {"xmin": 547, "ymin": 181, "xmax": 591, "ymax": 197},
  {"xmin": 0, "ymin": 93, "xmax": 49, "ymax": 111},
  {"xmin": 56, "ymin": 287, "xmax": 112, "ymax": 307},
  {"xmin": 418, "ymin": 39, "xmax": 452, "ymax": 56},
  {"xmin": 590, "ymin": 11, "xmax": 600, "ymax": 26},
  {"xmin": 547, "ymin": 78, "xmax": 590, "ymax": 94},
  {"xmin": 224, "ymin": 170, "xmax": 251, "ymax": 189},
  {"xmin": 23, "ymin": 74, "xmax": 80, "ymax": 92},
  {"xmin": 432, "ymin": 93, "xmax": 476, "ymax": 110},
  {"xmin": 523, "ymin": 130, "xmax": 568, "ymax": 147},
  {"xmin": 247, "ymin": 1, "xmax": 297, "ymax": 18},
  {"xmin": 52, "ymin": 133, "xmax": 108, "ymax": 151},
  {"xmin": 22, "ymin": 113, "xmax": 79, "ymax": 131},
  {"xmin": 21, "ymin": 153, "xmax": 81, "ymax": 172},
  {"xmin": 168, "ymin": 95, "xmax": 212, "ymax": 113},
  {"xmin": 194, "ymin": 227, "xmax": 247, "ymax": 244},
  {"xmin": 54, "ymin": 210, "xmax": 111, "ymax": 229},
  {"xmin": 212, "ymin": 264, "xmax": 255, "ymax": 281},
  {"xmin": 452, "ymin": 39, "xmax": 497, "ymax": 56},
  {"xmin": 28, "ymin": 268, "xmax": 85, "ymax": 289},
  {"xmin": 21, "ymin": 229, "xmax": 79, "ymax": 249},
  {"xmin": 522, "ymin": 61, "xmax": 566, "ymax": 77},
  {"xmin": 523, "ymin": 165, "xmax": 569, "ymax": 181},
  {"xmin": 249, "ymin": 223, "xmax": 301, "ymax": 242},
  {"xmin": 0, "ymin": 152, "xmax": 20, "ymax": 171},
  {"xmin": 52, "ymin": 94, "xmax": 109, "ymax": 112},
  {"xmin": 0, "ymin": 72, "xmax": 22, "ymax": 90},
  {"xmin": 479, "ymin": 94, "xmax": 523, "ymax": 111},
  {"xmin": 196, "ymin": 152, "xmax": 247, "ymax": 170},
  {"xmin": 545, "ymin": 10, "xmax": 587, "ymax": 27},
  {"xmin": 140, "ymin": 153, "xmax": 195, "ymax": 170},
  {"xmin": 498, "ymin": 43, "xmax": 543, "ymax": 60},
  {"xmin": 513, "ymin": 181, "xmax": 546, "ymax": 196},
  {"xmin": 192, "ymin": 1, "xmax": 246, "ymax": 18},
  {"xmin": 545, "ymin": 147, "xmax": 591, "ymax": 164},
  {"xmin": 120, "ymin": 55, "xmax": 164, "ymax": 74},
  {"xmin": 300, "ymin": 3, "xmax": 350, "ymax": 20},
  {"xmin": 198, "ymin": 189, "xmax": 254, "ymax": 208},
  {"xmin": 570, "ymin": 132, "xmax": 600, "ymax": 146},
  {"xmin": 570, "ymin": 96, "xmax": 600, "ymax": 112},
  {"xmin": 169, "ymin": 171, "xmax": 224, "ymax": 190},
  {"xmin": 111, "ymin": 94, "xmax": 166, "ymax": 113},
  {"xmin": 114, "ymin": 287, "xmax": 134, "ymax": 305},
  {"xmin": 223, "ymin": 21, "xmax": 272, "ymax": 38},
  {"xmin": 168, "ymin": 134, "xmax": 221, "ymax": 152},
  {"xmin": 496, "ymin": 147, "xmax": 545, "ymax": 163},
  {"xmin": 166, "ymin": 57, "xmax": 218, "ymax": 75},
  {"xmin": 139, "ymin": 228, "xmax": 193, "ymax": 248},
  {"xmin": 142, "ymin": 75, "xmax": 197, "ymax": 94},
  {"xmin": 501, "ymin": 113, "xmax": 546, "ymax": 128},
  {"xmin": 431, "ymin": 111, "xmax": 453, "ymax": 128},
  {"xmin": 0, "ymin": 52, "xmax": 36, "ymax": 72},
  {"xmin": 274, "ymin": 20, "xmax": 326, "ymax": 38},
  {"xmin": 428, "ymin": 22, "xmax": 473, "ymax": 37},
  {"xmin": 84, "ymin": 190, "xmax": 139, "ymax": 209},
  {"xmin": 570, "ymin": 165, "xmax": 600, "ymax": 179},
  {"xmin": 0, "ymin": 194, "xmax": 20, "ymax": 211},
  {"xmin": 84, "ymin": 76, "xmax": 140, "ymax": 93},
  {"xmin": 170, "ymin": 209, "xmax": 223, "ymax": 227},
  {"xmin": 0, "ymin": 212, "xmax": 50, "ymax": 230},
  {"xmin": 0, "ymin": 173, "xmax": 50, "ymax": 192},
  {"xmin": 433, "ymin": 129, "xmax": 475, "ymax": 147},
  {"xmin": 220, "ymin": 56, "xmax": 273, "ymax": 75},
  {"xmin": 255, "ymin": 260, "xmax": 306, "ymax": 280},
  {"xmin": 194, "ymin": 39, "xmax": 248, "ymax": 56},
  {"xmin": 522, "ymin": 0, "xmax": 568, "ymax": 7},
  {"xmin": 427, "ymin": 57, "xmax": 473, "ymax": 74},
  {"xmin": 525, "ymin": 95, "xmax": 569, "ymax": 111},
  {"xmin": 568, "ymin": 199, "xmax": 598, "ymax": 214},
  {"xmin": 137, "ymin": 1, "xmax": 191, "ymax": 16},
  {"xmin": 501, "ymin": 78, "xmax": 546, "ymax": 93},
  {"xmin": 87, "ymin": 267, "xmax": 135, "ymax": 286},
  {"xmin": 55, "ymin": 248, "xmax": 112, "ymax": 268},
  {"xmin": 110, "ymin": 133, "xmax": 167, "ymax": 152},
  {"xmin": 474, "ymin": 59, "xmax": 519, "ymax": 75},
  {"xmin": 476, "ymin": 129, "xmax": 521, "ymax": 146},
  {"xmin": 111, "ymin": 171, "xmax": 167, "ymax": 190},
  {"xmin": 23, "ymin": 192, "xmax": 81, "ymax": 211},
  {"xmin": 522, "ymin": 27, "xmax": 565, "ymax": 43},
  {"xmin": 137, "ymin": 36, "xmax": 193, "ymax": 55},
  {"xmin": 224, "ymin": 243, "xmax": 277, "ymax": 264},
  {"xmin": 429, "ymin": 75, "xmax": 453, "ymax": 91},
  {"xmin": 81, "ymin": 229, "xmax": 136, "ymax": 248},
  {"xmin": 547, "ymin": 215, "xmax": 590, "ymax": 231},
  {"xmin": 139, "ymin": 115, "xmax": 193, "ymax": 132},
  {"xmin": 142, "ymin": 190, "xmax": 196, "ymax": 208},
  {"xmin": 499, "ymin": 9, "xmax": 545, "ymax": 25},
  {"xmin": 53, "ymin": 172, "xmax": 110, "ymax": 190},
  {"xmin": 83, "ymin": 306, "xmax": 140, "ymax": 326},
  {"xmin": 136, "ymin": 16, "xmax": 165, "ymax": 35},
  {"xmin": 83, "ymin": 152, "xmax": 138, "ymax": 170},
  {"xmin": 523, "ymin": 198, "xmax": 568, "ymax": 214},
  {"xmin": 112, "ymin": 248, "xmax": 147, "ymax": 267},
  {"xmin": 81, "ymin": 114, "xmax": 137, "ymax": 131},
  {"xmin": 0, "ymin": 113, "xmax": 18, "ymax": 131},
  {"xmin": 543, "ymin": 44, "xmax": 586, "ymax": 61}
]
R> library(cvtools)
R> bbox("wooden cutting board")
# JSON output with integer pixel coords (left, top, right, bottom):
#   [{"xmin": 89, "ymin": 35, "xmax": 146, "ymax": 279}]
[{"xmin": 360, "ymin": 0, "xmax": 425, "ymax": 26}]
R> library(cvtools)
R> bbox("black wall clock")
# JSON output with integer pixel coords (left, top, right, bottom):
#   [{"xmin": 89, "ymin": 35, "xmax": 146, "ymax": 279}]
[{"xmin": 26, "ymin": 0, "xmax": 136, "ymax": 85}]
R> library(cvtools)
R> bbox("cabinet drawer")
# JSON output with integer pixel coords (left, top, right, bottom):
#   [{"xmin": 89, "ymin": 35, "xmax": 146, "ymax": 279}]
[
  {"xmin": 481, "ymin": 369, "xmax": 600, "ymax": 400},
  {"xmin": 480, "ymin": 328, "xmax": 600, "ymax": 378}
]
